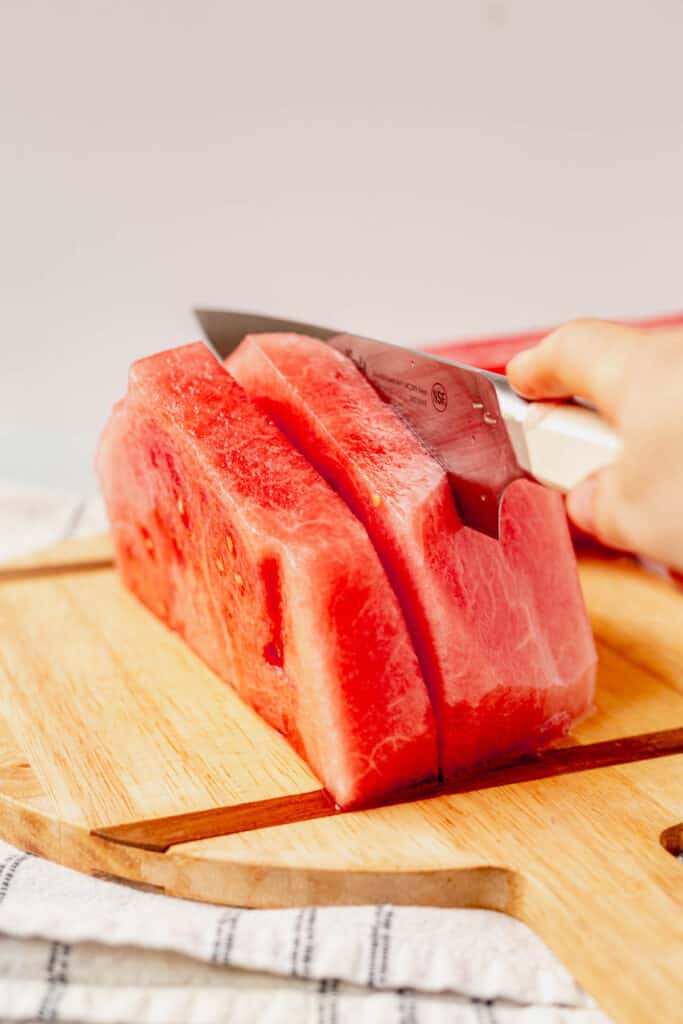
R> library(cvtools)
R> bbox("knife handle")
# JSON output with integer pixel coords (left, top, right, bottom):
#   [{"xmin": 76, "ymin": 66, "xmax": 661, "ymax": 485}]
[
  {"xmin": 489, "ymin": 375, "xmax": 622, "ymax": 492},
  {"xmin": 518, "ymin": 402, "xmax": 622, "ymax": 492}
]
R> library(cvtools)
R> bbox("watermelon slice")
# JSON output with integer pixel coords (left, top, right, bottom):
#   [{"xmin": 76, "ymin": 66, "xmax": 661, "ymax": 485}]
[
  {"xmin": 424, "ymin": 311, "xmax": 683, "ymax": 374},
  {"xmin": 97, "ymin": 342, "xmax": 439, "ymax": 807},
  {"xmin": 424, "ymin": 330, "xmax": 545, "ymax": 374},
  {"xmin": 227, "ymin": 333, "xmax": 596, "ymax": 775}
]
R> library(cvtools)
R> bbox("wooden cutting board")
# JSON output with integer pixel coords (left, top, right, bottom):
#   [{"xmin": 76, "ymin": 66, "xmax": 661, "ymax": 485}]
[{"xmin": 0, "ymin": 535, "xmax": 682, "ymax": 1023}]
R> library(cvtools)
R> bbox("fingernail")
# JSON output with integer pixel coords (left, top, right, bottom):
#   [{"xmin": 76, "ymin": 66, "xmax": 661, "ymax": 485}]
[
  {"xmin": 566, "ymin": 476, "xmax": 598, "ymax": 535},
  {"xmin": 506, "ymin": 350, "xmax": 536, "ymax": 394}
]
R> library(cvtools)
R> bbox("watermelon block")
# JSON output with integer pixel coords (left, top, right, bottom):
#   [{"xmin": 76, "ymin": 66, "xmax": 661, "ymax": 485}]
[
  {"xmin": 227, "ymin": 334, "xmax": 597, "ymax": 775},
  {"xmin": 97, "ymin": 343, "xmax": 439, "ymax": 807}
]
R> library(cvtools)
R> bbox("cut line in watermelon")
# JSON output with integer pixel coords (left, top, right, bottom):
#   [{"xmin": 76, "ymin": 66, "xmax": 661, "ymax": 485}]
[
  {"xmin": 97, "ymin": 342, "xmax": 439, "ymax": 808},
  {"xmin": 227, "ymin": 333, "xmax": 597, "ymax": 777}
]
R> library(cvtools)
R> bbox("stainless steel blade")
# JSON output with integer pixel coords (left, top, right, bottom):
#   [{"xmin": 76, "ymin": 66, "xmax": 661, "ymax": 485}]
[
  {"xmin": 195, "ymin": 308, "xmax": 340, "ymax": 354},
  {"xmin": 194, "ymin": 307, "xmax": 529, "ymax": 537},
  {"xmin": 329, "ymin": 333, "xmax": 526, "ymax": 537},
  {"xmin": 192, "ymin": 307, "xmax": 627, "ymax": 539}
]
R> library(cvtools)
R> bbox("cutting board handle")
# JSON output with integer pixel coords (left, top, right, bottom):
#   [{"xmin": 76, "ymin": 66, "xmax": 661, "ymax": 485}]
[{"xmin": 519, "ymin": 777, "xmax": 683, "ymax": 1024}]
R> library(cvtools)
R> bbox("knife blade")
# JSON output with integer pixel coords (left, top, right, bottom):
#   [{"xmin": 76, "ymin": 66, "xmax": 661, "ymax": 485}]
[{"xmin": 194, "ymin": 307, "xmax": 621, "ymax": 538}]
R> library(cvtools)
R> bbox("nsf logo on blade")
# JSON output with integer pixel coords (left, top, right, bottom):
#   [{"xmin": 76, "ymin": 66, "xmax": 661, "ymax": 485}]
[{"xmin": 431, "ymin": 382, "xmax": 448, "ymax": 412}]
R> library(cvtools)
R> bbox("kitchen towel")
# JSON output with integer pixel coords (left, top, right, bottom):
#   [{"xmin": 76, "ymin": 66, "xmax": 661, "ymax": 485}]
[{"xmin": 0, "ymin": 484, "xmax": 609, "ymax": 1024}]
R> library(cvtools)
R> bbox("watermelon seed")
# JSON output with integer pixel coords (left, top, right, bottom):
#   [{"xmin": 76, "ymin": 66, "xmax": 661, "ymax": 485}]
[
  {"xmin": 226, "ymin": 534, "xmax": 235, "ymax": 556},
  {"xmin": 215, "ymin": 557, "xmax": 225, "ymax": 575},
  {"xmin": 139, "ymin": 525, "xmax": 155, "ymax": 556},
  {"xmin": 371, "ymin": 493, "xmax": 382, "ymax": 508},
  {"xmin": 261, "ymin": 557, "xmax": 284, "ymax": 673},
  {"xmin": 483, "ymin": 412, "xmax": 497, "ymax": 425},
  {"xmin": 234, "ymin": 572, "xmax": 244, "ymax": 590},
  {"xmin": 176, "ymin": 496, "xmax": 190, "ymax": 529},
  {"xmin": 263, "ymin": 640, "xmax": 283, "ymax": 667}
]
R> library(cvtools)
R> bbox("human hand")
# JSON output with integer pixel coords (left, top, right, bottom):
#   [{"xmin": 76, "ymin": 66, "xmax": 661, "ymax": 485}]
[{"xmin": 507, "ymin": 318, "xmax": 683, "ymax": 573}]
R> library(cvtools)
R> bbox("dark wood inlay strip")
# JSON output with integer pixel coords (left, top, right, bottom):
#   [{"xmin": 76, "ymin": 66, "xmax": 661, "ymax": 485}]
[
  {"xmin": 0, "ymin": 559, "xmax": 115, "ymax": 583},
  {"xmin": 93, "ymin": 726, "xmax": 683, "ymax": 853}
]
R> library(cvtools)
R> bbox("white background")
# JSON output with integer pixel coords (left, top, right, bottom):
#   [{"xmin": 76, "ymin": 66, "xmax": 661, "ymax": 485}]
[{"xmin": 1, "ymin": 0, "xmax": 682, "ymax": 494}]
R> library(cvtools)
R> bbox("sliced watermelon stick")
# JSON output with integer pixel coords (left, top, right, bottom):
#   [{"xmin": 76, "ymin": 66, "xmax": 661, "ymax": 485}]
[
  {"xmin": 227, "ymin": 334, "xmax": 596, "ymax": 776},
  {"xmin": 97, "ymin": 343, "xmax": 438, "ymax": 807},
  {"xmin": 424, "ymin": 311, "xmax": 683, "ymax": 373}
]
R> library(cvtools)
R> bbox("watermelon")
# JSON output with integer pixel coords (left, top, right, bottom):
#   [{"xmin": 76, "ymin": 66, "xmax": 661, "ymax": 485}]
[
  {"xmin": 424, "ymin": 329, "xmax": 545, "ymax": 374},
  {"xmin": 227, "ymin": 333, "xmax": 597, "ymax": 775},
  {"xmin": 97, "ymin": 342, "xmax": 439, "ymax": 807},
  {"xmin": 424, "ymin": 311, "xmax": 683, "ymax": 374}
]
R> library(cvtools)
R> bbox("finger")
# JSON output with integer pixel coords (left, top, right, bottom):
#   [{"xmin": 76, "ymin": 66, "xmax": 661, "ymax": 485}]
[
  {"xmin": 565, "ymin": 467, "xmax": 633, "ymax": 554},
  {"xmin": 564, "ymin": 475, "xmax": 599, "ymax": 538},
  {"xmin": 506, "ymin": 319, "xmax": 641, "ymax": 419}
]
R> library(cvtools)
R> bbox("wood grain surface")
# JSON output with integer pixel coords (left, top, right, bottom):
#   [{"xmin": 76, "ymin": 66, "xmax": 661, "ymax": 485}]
[{"xmin": 0, "ymin": 534, "xmax": 681, "ymax": 1023}]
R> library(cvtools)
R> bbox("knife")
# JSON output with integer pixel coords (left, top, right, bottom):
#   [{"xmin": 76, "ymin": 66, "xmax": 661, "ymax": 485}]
[{"xmin": 195, "ymin": 308, "xmax": 622, "ymax": 539}]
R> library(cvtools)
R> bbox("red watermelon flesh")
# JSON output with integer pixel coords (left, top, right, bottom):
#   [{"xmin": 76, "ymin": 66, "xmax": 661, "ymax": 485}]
[
  {"xmin": 227, "ymin": 333, "xmax": 596, "ymax": 775},
  {"xmin": 96, "ymin": 342, "xmax": 439, "ymax": 807}
]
